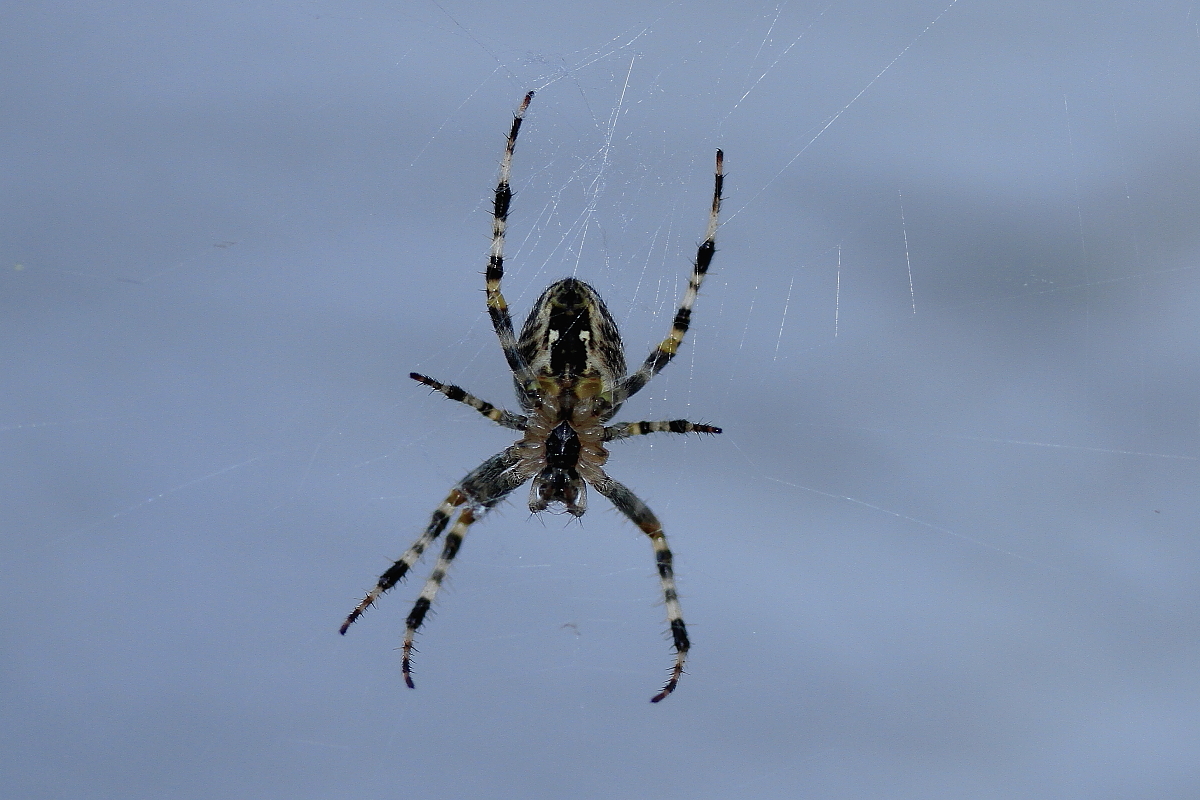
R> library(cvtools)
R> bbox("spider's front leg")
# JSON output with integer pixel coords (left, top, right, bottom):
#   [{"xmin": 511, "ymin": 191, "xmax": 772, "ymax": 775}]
[
  {"xmin": 340, "ymin": 446, "xmax": 531, "ymax": 688},
  {"xmin": 339, "ymin": 489, "xmax": 466, "ymax": 635},
  {"xmin": 589, "ymin": 470, "xmax": 690, "ymax": 702},
  {"xmin": 399, "ymin": 503, "xmax": 480, "ymax": 688}
]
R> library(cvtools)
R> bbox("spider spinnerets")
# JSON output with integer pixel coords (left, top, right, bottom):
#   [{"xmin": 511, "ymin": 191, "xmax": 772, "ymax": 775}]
[{"xmin": 341, "ymin": 91, "xmax": 724, "ymax": 702}]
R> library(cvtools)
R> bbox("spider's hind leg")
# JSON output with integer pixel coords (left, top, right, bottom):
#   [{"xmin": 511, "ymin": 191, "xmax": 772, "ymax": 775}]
[
  {"xmin": 485, "ymin": 91, "xmax": 538, "ymax": 391},
  {"xmin": 616, "ymin": 149, "xmax": 723, "ymax": 404}
]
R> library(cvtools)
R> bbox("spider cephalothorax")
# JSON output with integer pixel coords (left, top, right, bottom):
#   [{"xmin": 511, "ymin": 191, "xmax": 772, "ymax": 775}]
[{"xmin": 341, "ymin": 91, "xmax": 724, "ymax": 702}]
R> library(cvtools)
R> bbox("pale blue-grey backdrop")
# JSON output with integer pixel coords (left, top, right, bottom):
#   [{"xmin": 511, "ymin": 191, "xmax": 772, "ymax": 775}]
[{"xmin": 4, "ymin": 1, "xmax": 1199, "ymax": 797}]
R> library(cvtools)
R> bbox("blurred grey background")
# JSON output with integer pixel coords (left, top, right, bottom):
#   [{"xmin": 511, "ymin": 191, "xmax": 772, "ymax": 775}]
[{"xmin": 4, "ymin": 1, "xmax": 1199, "ymax": 797}]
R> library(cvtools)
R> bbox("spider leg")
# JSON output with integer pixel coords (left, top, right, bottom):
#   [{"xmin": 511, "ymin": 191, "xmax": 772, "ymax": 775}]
[
  {"xmin": 340, "ymin": 447, "xmax": 529, "ymax": 635},
  {"xmin": 589, "ymin": 469, "xmax": 690, "ymax": 703},
  {"xmin": 485, "ymin": 91, "xmax": 539, "ymax": 391},
  {"xmin": 400, "ymin": 445, "xmax": 532, "ymax": 687},
  {"xmin": 411, "ymin": 372, "xmax": 528, "ymax": 431},
  {"xmin": 339, "ymin": 489, "xmax": 465, "ymax": 634},
  {"xmin": 604, "ymin": 419, "xmax": 722, "ymax": 441},
  {"xmin": 400, "ymin": 504, "xmax": 479, "ymax": 688},
  {"xmin": 617, "ymin": 150, "xmax": 723, "ymax": 405}
]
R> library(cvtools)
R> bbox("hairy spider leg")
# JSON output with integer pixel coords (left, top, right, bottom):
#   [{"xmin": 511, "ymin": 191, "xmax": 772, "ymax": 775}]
[
  {"xmin": 616, "ymin": 149, "xmax": 723, "ymax": 405},
  {"xmin": 400, "ymin": 505, "xmax": 476, "ymax": 688},
  {"xmin": 410, "ymin": 372, "xmax": 528, "ymax": 431},
  {"xmin": 604, "ymin": 419, "xmax": 722, "ymax": 441},
  {"xmin": 402, "ymin": 447, "xmax": 529, "ymax": 686},
  {"xmin": 589, "ymin": 470, "xmax": 689, "ymax": 703},
  {"xmin": 340, "ymin": 489, "xmax": 466, "ymax": 634},
  {"xmin": 340, "ymin": 448, "xmax": 528, "ymax": 636},
  {"xmin": 485, "ymin": 91, "xmax": 539, "ymax": 393}
]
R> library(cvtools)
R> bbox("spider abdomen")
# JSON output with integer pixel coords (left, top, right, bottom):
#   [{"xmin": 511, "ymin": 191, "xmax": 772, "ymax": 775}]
[{"xmin": 516, "ymin": 278, "xmax": 626, "ymax": 407}]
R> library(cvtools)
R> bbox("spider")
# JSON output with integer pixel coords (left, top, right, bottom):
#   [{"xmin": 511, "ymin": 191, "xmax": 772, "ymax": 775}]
[{"xmin": 340, "ymin": 91, "xmax": 724, "ymax": 702}]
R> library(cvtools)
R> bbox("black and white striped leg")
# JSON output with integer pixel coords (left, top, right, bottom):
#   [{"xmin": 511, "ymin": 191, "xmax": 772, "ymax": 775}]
[
  {"xmin": 380, "ymin": 447, "xmax": 529, "ymax": 687},
  {"xmin": 604, "ymin": 419, "xmax": 723, "ymax": 441},
  {"xmin": 340, "ymin": 488, "xmax": 466, "ymax": 634},
  {"xmin": 618, "ymin": 149, "xmax": 723, "ymax": 404},
  {"xmin": 401, "ymin": 505, "xmax": 480, "ymax": 687},
  {"xmin": 340, "ymin": 448, "xmax": 526, "ymax": 634},
  {"xmin": 589, "ymin": 470, "xmax": 689, "ymax": 703},
  {"xmin": 485, "ymin": 91, "xmax": 538, "ymax": 390},
  {"xmin": 411, "ymin": 372, "xmax": 528, "ymax": 431}
]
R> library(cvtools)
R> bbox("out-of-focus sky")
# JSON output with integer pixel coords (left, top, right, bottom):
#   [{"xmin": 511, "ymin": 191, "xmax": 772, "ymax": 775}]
[{"xmin": 4, "ymin": 2, "xmax": 1199, "ymax": 798}]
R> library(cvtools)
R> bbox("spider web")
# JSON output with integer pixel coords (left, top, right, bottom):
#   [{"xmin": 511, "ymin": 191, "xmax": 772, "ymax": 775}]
[{"xmin": 4, "ymin": 2, "xmax": 1200, "ymax": 798}]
